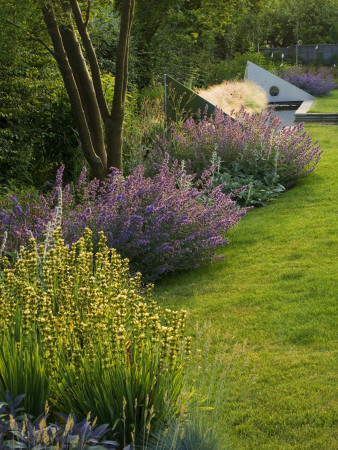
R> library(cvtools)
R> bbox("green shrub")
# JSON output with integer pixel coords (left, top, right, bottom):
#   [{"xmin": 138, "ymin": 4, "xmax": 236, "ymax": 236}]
[
  {"xmin": 0, "ymin": 67, "xmax": 82, "ymax": 189},
  {"xmin": 203, "ymin": 51, "xmax": 291, "ymax": 86}
]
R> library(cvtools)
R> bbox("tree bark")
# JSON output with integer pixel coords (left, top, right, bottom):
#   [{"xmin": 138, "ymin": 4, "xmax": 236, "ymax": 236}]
[
  {"xmin": 69, "ymin": 0, "xmax": 110, "ymax": 122},
  {"xmin": 41, "ymin": 3, "xmax": 106, "ymax": 180},
  {"xmin": 106, "ymin": 0, "xmax": 135, "ymax": 172},
  {"xmin": 41, "ymin": 0, "xmax": 134, "ymax": 177},
  {"xmin": 58, "ymin": 2, "xmax": 107, "ymax": 169}
]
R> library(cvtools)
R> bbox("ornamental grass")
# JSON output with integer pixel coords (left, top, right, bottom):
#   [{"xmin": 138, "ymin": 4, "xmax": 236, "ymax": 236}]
[{"xmin": 198, "ymin": 80, "xmax": 268, "ymax": 115}]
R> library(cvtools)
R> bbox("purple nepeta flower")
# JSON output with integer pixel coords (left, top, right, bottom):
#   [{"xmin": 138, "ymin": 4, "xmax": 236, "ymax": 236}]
[
  {"xmin": 150, "ymin": 107, "xmax": 322, "ymax": 189},
  {"xmin": 280, "ymin": 67, "xmax": 338, "ymax": 96},
  {"xmin": 0, "ymin": 156, "xmax": 247, "ymax": 280}
]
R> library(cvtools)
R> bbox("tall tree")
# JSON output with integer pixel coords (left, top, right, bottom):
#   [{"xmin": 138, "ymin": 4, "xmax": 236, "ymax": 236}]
[{"xmin": 36, "ymin": 0, "xmax": 135, "ymax": 179}]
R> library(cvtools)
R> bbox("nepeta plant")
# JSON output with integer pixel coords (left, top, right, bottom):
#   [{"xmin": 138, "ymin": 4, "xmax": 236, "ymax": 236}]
[
  {"xmin": 280, "ymin": 67, "xmax": 338, "ymax": 96},
  {"xmin": 0, "ymin": 156, "xmax": 246, "ymax": 280},
  {"xmin": 61, "ymin": 156, "xmax": 246, "ymax": 279},
  {"xmin": 152, "ymin": 107, "xmax": 322, "ymax": 191},
  {"xmin": 0, "ymin": 192, "xmax": 51, "ymax": 252}
]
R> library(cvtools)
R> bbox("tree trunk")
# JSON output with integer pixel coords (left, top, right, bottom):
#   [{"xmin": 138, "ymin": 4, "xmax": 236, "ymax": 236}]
[
  {"xmin": 69, "ymin": 0, "xmax": 110, "ymax": 122},
  {"xmin": 106, "ymin": 0, "xmax": 135, "ymax": 172},
  {"xmin": 41, "ymin": 0, "xmax": 135, "ymax": 178},
  {"xmin": 58, "ymin": 3, "xmax": 107, "ymax": 170},
  {"xmin": 41, "ymin": 3, "xmax": 106, "ymax": 180}
]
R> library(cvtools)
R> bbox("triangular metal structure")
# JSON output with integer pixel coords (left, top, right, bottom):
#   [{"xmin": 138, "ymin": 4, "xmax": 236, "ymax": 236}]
[
  {"xmin": 244, "ymin": 61, "xmax": 314, "ymax": 103},
  {"xmin": 164, "ymin": 74, "xmax": 218, "ymax": 127}
]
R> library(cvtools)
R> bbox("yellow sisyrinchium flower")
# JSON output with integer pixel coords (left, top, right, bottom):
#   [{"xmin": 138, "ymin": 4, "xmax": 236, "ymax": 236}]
[{"xmin": 0, "ymin": 228, "xmax": 190, "ymax": 377}]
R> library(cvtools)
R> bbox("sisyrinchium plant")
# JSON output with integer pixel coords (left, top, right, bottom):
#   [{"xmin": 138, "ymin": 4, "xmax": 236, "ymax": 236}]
[{"xmin": 0, "ymin": 229, "xmax": 191, "ymax": 445}]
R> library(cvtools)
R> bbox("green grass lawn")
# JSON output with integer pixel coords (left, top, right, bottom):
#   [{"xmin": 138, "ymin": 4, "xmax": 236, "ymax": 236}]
[
  {"xmin": 153, "ymin": 123, "xmax": 338, "ymax": 448},
  {"xmin": 308, "ymin": 88, "xmax": 338, "ymax": 113}
]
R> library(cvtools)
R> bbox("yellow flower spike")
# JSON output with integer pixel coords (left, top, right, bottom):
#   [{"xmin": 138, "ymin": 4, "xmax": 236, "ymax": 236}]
[
  {"xmin": 21, "ymin": 417, "xmax": 27, "ymax": 437},
  {"xmin": 164, "ymin": 309, "xmax": 172, "ymax": 327},
  {"xmin": 64, "ymin": 416, "xmax": 74, "ymax": 434},
  {"xmin": 0, "ymin": 230, "xmax": 191, "ymax": 405}
]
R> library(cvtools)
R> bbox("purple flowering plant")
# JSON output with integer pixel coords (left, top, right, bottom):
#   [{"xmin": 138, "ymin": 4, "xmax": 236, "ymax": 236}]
[
  {"xmin": 0, "ymin": 155, "xmax": 246, "ymax": 280},
  {"xmin": 0, "ymin": 391, "xmax": 120, "ymax": 449},
  {"xmin": 280, "ymin": 67, "xmax": 338, "ymax": 96},
  {"xmin": 152, "ymin": 107, "xmax": 322, "ymax": 191}
]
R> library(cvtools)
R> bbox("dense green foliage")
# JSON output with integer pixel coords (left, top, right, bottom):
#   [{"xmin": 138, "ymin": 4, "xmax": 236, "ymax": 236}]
[
  {"xmin": 0, "ymin": 1, "xmax": 83, "ymax": 189},
  {"xmin": 0, "ymin": 66, "xmax": 82, "ymax": 190},
  {"xmin": 259, "ymin": 0, "xmax": 338, "ymax": 48},
  {"xmin": 125, "ymin": 0, "xmax": 338, "ymax": 87}
]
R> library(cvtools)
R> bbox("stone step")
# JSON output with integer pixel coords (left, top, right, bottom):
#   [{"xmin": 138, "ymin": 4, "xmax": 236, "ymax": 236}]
[{"xmin": 294, "ymin": 113, "xmax": 338, "ymax": 123}]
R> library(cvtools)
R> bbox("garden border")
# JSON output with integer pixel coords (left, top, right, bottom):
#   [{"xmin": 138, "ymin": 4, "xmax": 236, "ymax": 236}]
[{"xmin": 294, "ymin": 100, "xmax": 338, "ymax": 123}]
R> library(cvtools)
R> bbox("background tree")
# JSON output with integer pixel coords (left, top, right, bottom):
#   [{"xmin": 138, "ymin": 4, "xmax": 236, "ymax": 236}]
[
  {"xmin": 257, "ymin": 0, "xmax": 338, "ymax": 48},
  {"xmin": 1, "ymin": 0, "xmax": 337, "ymax": 190}
]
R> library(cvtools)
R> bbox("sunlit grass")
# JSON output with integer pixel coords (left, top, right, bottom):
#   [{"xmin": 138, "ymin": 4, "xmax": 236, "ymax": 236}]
[
  {"xmin": 308, "ymin": 87, "xmax": 338, "ymax": 113},
  {"xmin": 152, "ymin": 117, "xmax": 337, "ymax": 447}
]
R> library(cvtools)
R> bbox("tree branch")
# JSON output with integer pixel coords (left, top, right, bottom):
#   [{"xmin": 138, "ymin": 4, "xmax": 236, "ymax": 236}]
[
  {"xmin": 111, "ymin": 0, "xmax": 135, "ymax": 115},
  {"xmin": 85, "ymin": 1, "xmax": 92, "ymax": 28},
  {"xmin": 59, "ymin": 1, "xmax": 107, "ymax": 167},
  {"xmin": 107, "ymin": 0, "xmax": 135, "ymax": 170},
  {"xmin": 5, "ymin": 19, "xmax": 55, "ymax": 58},
  {"xmin": 70, "ymin": 0, "xmax": 110, "ymax": 121}
]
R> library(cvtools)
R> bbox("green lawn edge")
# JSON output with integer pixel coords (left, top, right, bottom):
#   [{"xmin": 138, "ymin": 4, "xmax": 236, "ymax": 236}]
[
  {"xmin": 153, "ymin": 122, "xmax": 338, "ymax": 448},
  {"xmin": 308, "ymin": 88, "xmax": 338, "ymax": 113}
]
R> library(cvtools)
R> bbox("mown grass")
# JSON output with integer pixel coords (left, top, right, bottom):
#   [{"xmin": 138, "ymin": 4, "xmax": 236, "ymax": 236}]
[
  {"xmin": 153, "ymin": 121, "xmax": 337, "ymax": 448},
  {"xmin": 308, "ymin": 87, "xmax": 338, "ymax": 112}
]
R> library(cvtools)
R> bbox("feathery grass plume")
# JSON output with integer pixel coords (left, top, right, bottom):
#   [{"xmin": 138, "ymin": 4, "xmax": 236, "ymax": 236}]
[{"xmin": 198, "ymin": 80, "xmax": 268, "ymax": 115}]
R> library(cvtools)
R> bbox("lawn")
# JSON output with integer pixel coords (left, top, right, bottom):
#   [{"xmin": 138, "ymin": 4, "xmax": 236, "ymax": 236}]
[
  {"xmin": 308, "ymin": 87, "xmax": 338, "ymax": 113},
  {"xmin": 153, "ymin": 122, "xmax": 338, "ymax": 448}
]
